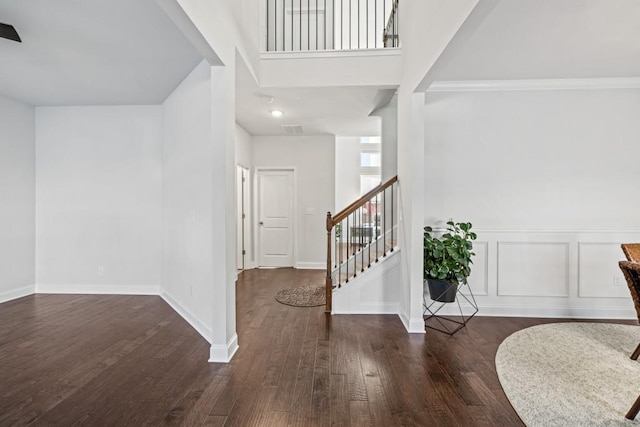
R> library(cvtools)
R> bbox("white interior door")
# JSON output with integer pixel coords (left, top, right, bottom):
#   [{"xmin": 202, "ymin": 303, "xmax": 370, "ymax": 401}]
[{"xmin": 258, "ymin": 169, "xmax": 294, "ymax": 267}]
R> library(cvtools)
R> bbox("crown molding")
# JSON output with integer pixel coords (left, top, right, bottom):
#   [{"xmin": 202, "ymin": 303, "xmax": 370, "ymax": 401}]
[{"xmin": 427, "ymin": 77, "xmax": 640, "ymax": 93}]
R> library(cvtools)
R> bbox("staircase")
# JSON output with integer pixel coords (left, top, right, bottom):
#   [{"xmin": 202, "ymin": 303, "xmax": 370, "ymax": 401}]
[{"xmin": 325, "ymin": 176, "xmax": 398, "ymax": 312}]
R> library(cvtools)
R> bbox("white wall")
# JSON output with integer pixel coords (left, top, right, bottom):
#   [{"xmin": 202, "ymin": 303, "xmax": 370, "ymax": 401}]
[
  {"xmin": 235, "ymin": 123, "xmax": 252, "ymax": 168},
  {"xmin": 260, "ymin": 52, "xmax": 402, "ymax": 88},
  {"xmin": 424, "ymin": 87, "xmax": 640, "ymax": 318},
  {"xmin": 335, "ymin": 136, "xmax": 361, "ymax": 212},
  {"xmin": 374, "ymin": 95, "xmax": 398, "ymax": 182},
  {"xmin": 162, "ymin": 60, "xmax": 215, "ymax": 341},
  {"xmin": 333, "ymin": 249, "xmax": 402, "ymax": 314},
  {"xmin": 252, "ymin": 135, "xmax": 335, "ymax": 269},
  {"xmin": 0, "ymin": 95, "xmax": 35, "ymax": 302},
  {"xmin": 35, "ymin": 106, "xmax": 162, "ymax": 294}
]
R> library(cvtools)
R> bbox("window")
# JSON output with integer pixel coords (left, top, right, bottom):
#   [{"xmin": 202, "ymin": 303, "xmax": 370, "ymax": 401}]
[{"xmin": 360, "ymin": 137, "xmax": 381, "ymax": 194}]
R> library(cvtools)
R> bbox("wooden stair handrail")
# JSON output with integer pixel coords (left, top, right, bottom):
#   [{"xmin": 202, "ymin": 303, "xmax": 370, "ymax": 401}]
[{"xmin": 328, "ymin": 176, "xmax": 398, "ymax": 228}]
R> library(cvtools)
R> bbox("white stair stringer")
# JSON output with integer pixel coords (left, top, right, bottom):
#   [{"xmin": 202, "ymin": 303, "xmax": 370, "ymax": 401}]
[{"xmin": 332, "ymin": 248, "xmax": 401, "ymax": 314}]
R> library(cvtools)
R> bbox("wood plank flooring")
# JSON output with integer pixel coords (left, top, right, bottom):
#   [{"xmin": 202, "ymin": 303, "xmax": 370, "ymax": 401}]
[{"xmin": 0, "ymin": 268, "xmax": 634, "ymax": 426}]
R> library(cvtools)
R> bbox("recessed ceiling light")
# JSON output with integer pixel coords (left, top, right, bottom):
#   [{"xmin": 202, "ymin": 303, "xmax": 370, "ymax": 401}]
[{"xmin": 270, "ymin": 109, "xmax": 284, "ymax": 118}]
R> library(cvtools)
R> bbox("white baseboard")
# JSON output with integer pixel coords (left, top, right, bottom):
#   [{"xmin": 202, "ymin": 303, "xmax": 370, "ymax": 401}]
[
  {"xmin": 209, "ymin": 333, "xmax": 239, "ymax": 363},
  {"xmin": 0, "ymin": 285, "xmax": 35, "ymax": 304},
  {"xmin": 296, "ymin": 262, "xmax": 325, "ymax": 270},
  {"xmin": 35, "ymin": 284, "xmax": 161, "ymax": 295},
  {"xmin": 433, "ymin": 304, "xmax": 637, "ymax": 320},
  {"xmin": 160, "ymin": 292, "xmax": 213, "ymax": 343},
  {"xmin": 398, "ymin": 309, "xmax": 426, "ymax": 333}
]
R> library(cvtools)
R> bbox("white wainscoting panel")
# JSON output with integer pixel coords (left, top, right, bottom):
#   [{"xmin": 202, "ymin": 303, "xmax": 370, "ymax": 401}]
[
  {"xmin": 422, "ymin": 229, "xmax": 640, "ymax": 319},
  {"xmin": 578, "ymin": 242, "xmax": 629, "ymax": 298},
  {"xmin": 497, "ymin": 242, "xmax": 569, "ymax": 297},
  {"xmin": 467, "ymin": 241, "xmax": 488, "ymax": 296}
]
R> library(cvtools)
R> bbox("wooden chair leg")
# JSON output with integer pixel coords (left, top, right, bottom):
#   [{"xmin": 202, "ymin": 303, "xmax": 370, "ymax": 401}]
[
  {"xmin": 627, "ymin": 395, "xmax": 640, "ymax": 420},
  {"xmin": 632, "ymin": 343, "xmax": 640, "ymax": 361}
]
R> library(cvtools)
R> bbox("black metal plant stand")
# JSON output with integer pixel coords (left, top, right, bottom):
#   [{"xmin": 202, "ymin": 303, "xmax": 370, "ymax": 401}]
[{"xmin": 423, "ymin": 282, "xmax": 478, "ymax": 335}]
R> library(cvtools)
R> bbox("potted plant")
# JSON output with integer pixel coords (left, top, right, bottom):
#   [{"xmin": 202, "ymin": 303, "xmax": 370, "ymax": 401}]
[{"xmin": 423, "ymin": 221, "xmax": 477, "ymax": 303}]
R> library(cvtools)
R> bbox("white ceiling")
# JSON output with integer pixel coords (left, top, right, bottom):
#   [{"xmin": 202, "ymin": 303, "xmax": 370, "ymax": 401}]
[
  {"xmin": 0, "ymin": 0, "xmax": 202, "ymax": 105},
  {"xmin": 429, "ymin": 0, "xmax": 640, "ymax": 82},
  {"xmin": 235, "ymin": 57, "xmax": 387, "ymax": 137}
]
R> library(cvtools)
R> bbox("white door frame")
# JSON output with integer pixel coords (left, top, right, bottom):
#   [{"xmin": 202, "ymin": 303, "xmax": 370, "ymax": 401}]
[
  {"xmin": 254, "ymin": 166, "xmax": 297, "ymax": 268},
  {"xmin": 236, "ymin": 165, "xmax": 251, "ymax": 270}
]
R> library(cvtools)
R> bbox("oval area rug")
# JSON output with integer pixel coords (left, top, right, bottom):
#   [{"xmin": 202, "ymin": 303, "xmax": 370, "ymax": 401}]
[
  {"xmin": 496, "ymin": 323, "xmax": 640, "ymax": 426},
  {"xmin": 274, "ymin": 285, "xmax": 325, "ymax": 307}
]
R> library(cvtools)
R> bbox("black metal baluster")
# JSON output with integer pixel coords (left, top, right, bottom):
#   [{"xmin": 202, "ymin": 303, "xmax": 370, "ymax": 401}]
[
  {"xmin": 353, "ymin": 209, "xmax": 361, "ymax": 256},
  {"xmin": 368, "ymin": 201, "xmax": 372, "ymax": 268},
  {"xmin": 366, "ymin": 0, "xmax": 368, "ymax": 49},
  {"xmin": 339, "ymin": 219, "xmax": 343, "ymax": 263},
  {"xmin": 338, "ymin": 221, "xmax": 342, "ymax": 287},
  {"xmin": 333, "ymin": 0, "xmax": 335, "ymax": 49},
  {"xmin": 349, "ymin": 0, "xmax": 351, "ymax": 49},
  {"xmin": 396, "ymin": 0, "xmax": 399, "ymax": 47},
  {"xmin": 357, "ymin": 0, "xmax": 360, "ymax": 49},
  {"xmin": 355, "ymin": 208, "xmax": 359, "ymax": 253},
  {"xmin": 333, "ymin": 225, "xmax": 339, "ymax": 268},
  {"xmin": 395, "ymin": 0, "xmax": 398, "ymax": 47},
  {"xmin": 375, "ymin": 192, "xmax": 379, "ymax": 262},
  {"xmin": 374, "ymin": 0, "xmax": 377, "ymax": 48},
  {"xmin": 360, "ymin": 206, "xmax": 366, "ymax": 273},
  {"xmin": 360, "ymin": 211, "xmax": 366, "ymax": 273},
  {"xmin": 345, "ymin": 216, "xmax": 349, "ymax": 282},
  {"xmin": 308, "ymin": 0, "xmax": 310, "ymax": 50},
  {"xmin": 352, "ymin": 212, "xmax": 357, "ymax": 278},
  {"xmin": 324, "ymin": 0, "xmax": 327, "ymax": 49},
  {"xmin": 341, "ymin": 0, "xmax": 343, "ymax": 49},
  {"xmin": 352, "ymin": 210, "xmax": 356, "ymax": 256},
  {"xmin": 383, "ymin": 187, "xmax": 387, "ymax": 257},
  {"xmin": 390, "ymin": 183, "xmax": 394, "ymax": 252},
  {"xmin": 393, "ymin": 1, "xmax": 396, "ymax": 47}
]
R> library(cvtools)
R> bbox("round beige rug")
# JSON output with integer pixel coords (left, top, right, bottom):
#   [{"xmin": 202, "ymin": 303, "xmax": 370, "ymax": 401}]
[
  {"xmin": 274, "ymin": 285, "xmax": 325, "ymax": 307},
  {"xmin": 496, "ymin": 323, "xmax": 640, "ymax": 426}
]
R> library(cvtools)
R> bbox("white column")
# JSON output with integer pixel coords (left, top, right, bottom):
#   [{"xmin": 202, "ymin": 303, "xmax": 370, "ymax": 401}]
[
  {"xmin": 209, "ymin": 62, "xmax": 238, "ymax": 362},
  {"xmin": 396, "ymin": 89, "xmax": 426, "ymax": 333}
]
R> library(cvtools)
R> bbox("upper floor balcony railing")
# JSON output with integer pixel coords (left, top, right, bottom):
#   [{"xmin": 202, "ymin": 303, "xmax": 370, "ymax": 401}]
[{"xmin": 265, "ymin": 0, "xmax": 399, "ymax": 52}]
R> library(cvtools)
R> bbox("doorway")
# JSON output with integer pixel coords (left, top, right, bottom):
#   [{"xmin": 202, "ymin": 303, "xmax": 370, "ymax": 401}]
[
  {"xmin": 236, "ymin": 165, "xmax": 250, "ymax": 270},
  {"xmin": 257, "ymin": 168, "xmax": 295, "ymax": 268}
]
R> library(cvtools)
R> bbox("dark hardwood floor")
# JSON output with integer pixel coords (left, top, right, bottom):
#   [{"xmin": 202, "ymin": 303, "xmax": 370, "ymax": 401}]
[{"xmin": 0, "ymin": 269, "xmax": 634, "ymax": 426}]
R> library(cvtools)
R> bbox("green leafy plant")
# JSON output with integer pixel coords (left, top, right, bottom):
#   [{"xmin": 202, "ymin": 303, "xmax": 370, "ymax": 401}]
[{"xmin": 423, "ymin": 221, "xmax": 477, "ymax": 285}]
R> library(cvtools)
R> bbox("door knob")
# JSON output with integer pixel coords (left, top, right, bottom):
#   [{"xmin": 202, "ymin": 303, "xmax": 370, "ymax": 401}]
[{"xmin": 259, "ymin": 221, "xmax": 264, "ymax": 225}]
